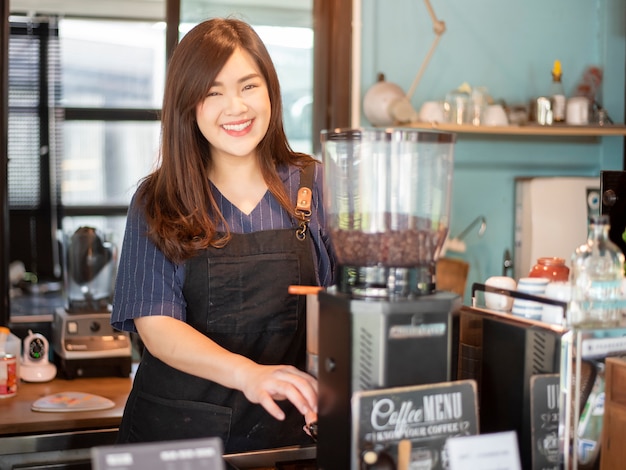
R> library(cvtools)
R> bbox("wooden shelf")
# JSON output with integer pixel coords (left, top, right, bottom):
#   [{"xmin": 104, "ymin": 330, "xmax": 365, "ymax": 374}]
[{"xmin": 404, "ymin": 122, "xmax": 626, "ymax": 137}]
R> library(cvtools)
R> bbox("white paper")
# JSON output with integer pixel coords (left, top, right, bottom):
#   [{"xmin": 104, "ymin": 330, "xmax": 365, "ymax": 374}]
[{"xmin": 447, "ymin": 431, "xmax": 522, "ymax": 470}]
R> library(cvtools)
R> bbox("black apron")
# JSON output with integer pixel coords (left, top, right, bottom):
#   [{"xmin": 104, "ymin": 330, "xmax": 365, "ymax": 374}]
[{"xmin": 117, "ymin": 167, "xmax": 318, "ymax": 453}]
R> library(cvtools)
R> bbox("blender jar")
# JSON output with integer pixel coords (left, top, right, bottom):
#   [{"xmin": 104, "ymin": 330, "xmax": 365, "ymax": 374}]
[
  {"xmin": 64, "ymin": 226, "xmax": 118, "ymax": 313},
  {"xmin": 321, "ymin": 127, "xmax": 455, "ymax": 298}
]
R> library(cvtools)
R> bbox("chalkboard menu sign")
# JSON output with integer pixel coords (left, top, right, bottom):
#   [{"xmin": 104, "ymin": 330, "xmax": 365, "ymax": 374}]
[
  {"xmin": 351, "ymin": 379, "xmax": 478, "ymax": 469},
  {"xmin": 530, "ymin": 374, "xmax": 561, "ymax": 470},
  {"xmin": 92, "ymin": 437, "xmax": 225, "ymax": 470}
]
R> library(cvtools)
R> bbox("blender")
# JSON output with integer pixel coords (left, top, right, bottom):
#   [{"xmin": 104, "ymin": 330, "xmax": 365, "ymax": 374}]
[
  {"xmin": 52, "ymin": 226, "xmax": 132, "ymax": 379},
  {"xmin": 316, "ymin": 128, "xmax": 461, "ymax": 469}
]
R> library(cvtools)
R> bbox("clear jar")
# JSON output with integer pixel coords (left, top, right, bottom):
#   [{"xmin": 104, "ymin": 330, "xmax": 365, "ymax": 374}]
[
  {"xmin": 321, "ymin": 128, "xmax": 455, "ymax": 298},
  {"xmin": 528, "ymin": 257, "xmax": 570, "ymax": 282},
  {"xmin": 569, "ymin": 215, "xmax": 625, "ymax": 327},
  {"xmin": 444, "ymin": 89, "xmax": 470, "ymax": 125}
]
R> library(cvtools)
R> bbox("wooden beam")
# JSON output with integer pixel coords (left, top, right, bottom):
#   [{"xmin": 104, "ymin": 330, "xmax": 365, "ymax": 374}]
[
  {"xmin": 1, "ymin": 0, "xmax": 10, "ymax": 326},
  {"xmin": 312, "ymin": 0, "xmax": 352, "ymax": 155}
]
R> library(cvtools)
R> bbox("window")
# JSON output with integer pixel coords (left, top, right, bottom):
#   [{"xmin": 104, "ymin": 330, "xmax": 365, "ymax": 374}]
[
  {"xmin": 8, "ymin": 16, "xmax": 165, "ymax": 279},
  {"xmin": 254, "ymin": 25, "xmax": 313, "ymax": 155},
  {"xmin": 58, "ymin": 18, "xmax": 165, "ymax": 247}
]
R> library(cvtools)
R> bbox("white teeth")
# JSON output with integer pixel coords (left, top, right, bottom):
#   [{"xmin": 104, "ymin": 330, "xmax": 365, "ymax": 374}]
[{"xmin": 223, "ymin": 120, "xmax": 251, "ymax": 131}]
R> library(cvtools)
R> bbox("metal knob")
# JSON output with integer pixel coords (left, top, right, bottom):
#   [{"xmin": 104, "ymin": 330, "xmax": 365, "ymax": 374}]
[{"xmin": 603, "ymin": 189, "xmax": 617, "ymax": 208}]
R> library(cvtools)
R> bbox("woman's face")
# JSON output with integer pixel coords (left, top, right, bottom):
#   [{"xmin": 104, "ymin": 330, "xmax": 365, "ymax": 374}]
[{"xmin": 196, "ymin": 48, "xmax": 271, "ymax": 163}]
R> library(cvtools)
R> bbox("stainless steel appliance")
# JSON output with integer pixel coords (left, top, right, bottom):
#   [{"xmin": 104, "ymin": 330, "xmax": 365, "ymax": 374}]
[
  {"xmin": 316, "ymin": 128, "xmax": 461, "ymax": 470},
  {"xmin": 52, "ymin": 227, "xmax": 131, "ymax": 379}
]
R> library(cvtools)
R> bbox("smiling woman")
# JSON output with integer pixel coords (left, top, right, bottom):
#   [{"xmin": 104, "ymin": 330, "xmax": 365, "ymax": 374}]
[{"xmin": 110, "ymin": 17, "xmax": 335, "ymax": 453}]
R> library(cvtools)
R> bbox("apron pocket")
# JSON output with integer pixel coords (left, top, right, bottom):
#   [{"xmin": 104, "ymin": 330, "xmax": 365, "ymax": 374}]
[
  {"xmin": 206, "ymin": 254, "xmax": 301, "ymax": 334},
  {"xmin": 127, "ymin": 391, "xmax": 232, "ymax": 444}
]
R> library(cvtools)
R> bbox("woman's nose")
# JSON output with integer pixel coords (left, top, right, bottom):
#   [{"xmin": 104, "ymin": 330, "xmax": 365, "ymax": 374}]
[{"xmin": 225, "ymin": 95, "xmax": 248, "ymax": 115}]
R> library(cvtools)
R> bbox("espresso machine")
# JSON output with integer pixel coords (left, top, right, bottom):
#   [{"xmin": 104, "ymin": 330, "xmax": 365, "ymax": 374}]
[
  {"xmin": 53, "ymin": 226, "xmax": 132, "ymax": 379},
  {"xmin": 316, "ymin": 128, "xmax": 462, "ymax": 470}
]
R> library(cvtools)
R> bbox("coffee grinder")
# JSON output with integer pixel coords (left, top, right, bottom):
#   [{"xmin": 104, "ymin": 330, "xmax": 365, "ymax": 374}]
[
  {"xmin": 316, "ymin": 128, "xmax": 461, "ymax": 469},
  {"xmin": 53, "ymin": 226, "xmax": 132, "ymax": 379}
]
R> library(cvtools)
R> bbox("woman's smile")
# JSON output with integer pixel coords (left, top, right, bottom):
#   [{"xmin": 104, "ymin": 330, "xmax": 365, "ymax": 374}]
[{"xmin": 222, "ymin": 119, "xmax": 253, "ymax": 135}]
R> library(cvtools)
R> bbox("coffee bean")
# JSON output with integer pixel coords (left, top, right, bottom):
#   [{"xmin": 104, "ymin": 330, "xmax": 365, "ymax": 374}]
[{"xmin": 330, "ymin": 227, "xmax": 446, "ymax": 267}]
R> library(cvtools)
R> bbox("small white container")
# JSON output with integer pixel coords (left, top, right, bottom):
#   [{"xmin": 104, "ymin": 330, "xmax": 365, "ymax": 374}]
[
  {"xmin": 484, "ymin": 276, "xmax": 517, "ymax": 312},
  {"xmin": 542, "ymin": 281, "xmax": 572, "ymax": 325},
  {"xmin": 513, "ymin": 277, "xmax": 549, "ymax": 320},
  {"xmin": 566, "ymin": 96, "xmax": 590, "ymax": 125},
  {"xmin": 483, "ymin": 104, "xmax": 509, "ymax": 126},
  {"xmin": 419, "ymin": 101, "xmax": 445, "ymax": 123}
]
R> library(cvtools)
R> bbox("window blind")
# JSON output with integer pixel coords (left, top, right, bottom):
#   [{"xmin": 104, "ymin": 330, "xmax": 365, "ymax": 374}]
[{"xmin": 8, "ymin": 17, "xmax": 63, "ymax": 279}]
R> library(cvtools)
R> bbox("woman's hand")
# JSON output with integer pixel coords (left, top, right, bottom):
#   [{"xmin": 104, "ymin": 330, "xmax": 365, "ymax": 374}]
[
  {"xmin": 234, "ymin": 363, "xmax": 318, "ymax": 422},
  {"xmin": 303, "ymin": 413, "xmax": 318, "ymax": 439},
  {"xmin": 135, "ymin": 316, "xmax": 318, "ymax": 422}
]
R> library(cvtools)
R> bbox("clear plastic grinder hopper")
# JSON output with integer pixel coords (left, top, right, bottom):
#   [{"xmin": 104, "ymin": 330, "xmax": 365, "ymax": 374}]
[{"xmin": 321, "ymin": 127, "xmax": 456, "ymax": 298}]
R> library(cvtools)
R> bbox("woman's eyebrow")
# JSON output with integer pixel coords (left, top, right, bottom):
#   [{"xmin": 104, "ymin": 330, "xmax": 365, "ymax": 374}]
[{"xmin": 212, "ymin": 73, "xmax": 261, "ymax": 87}]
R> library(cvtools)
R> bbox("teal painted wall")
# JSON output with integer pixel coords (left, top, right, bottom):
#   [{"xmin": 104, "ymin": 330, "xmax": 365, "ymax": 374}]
[{"xmin": 359, "ymin": 0, "xmax": 626, "ymax": 302}]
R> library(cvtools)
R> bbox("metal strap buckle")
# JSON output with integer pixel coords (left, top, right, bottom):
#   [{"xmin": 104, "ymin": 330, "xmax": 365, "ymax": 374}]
[{"xmin": 295, "ymin": 186, "xmax": 312, "ymax": 240}]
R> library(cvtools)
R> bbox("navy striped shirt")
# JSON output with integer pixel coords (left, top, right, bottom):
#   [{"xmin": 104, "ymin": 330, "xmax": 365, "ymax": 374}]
[{"xmin": 111, "ymin": 163, "xmax": 335, "ymax": 333}]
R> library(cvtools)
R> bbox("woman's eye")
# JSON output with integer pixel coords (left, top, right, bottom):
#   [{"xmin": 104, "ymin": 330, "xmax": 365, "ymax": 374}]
[{"xmin": 243, "ymin": 83, "xmax": 257, "ymax": 91}]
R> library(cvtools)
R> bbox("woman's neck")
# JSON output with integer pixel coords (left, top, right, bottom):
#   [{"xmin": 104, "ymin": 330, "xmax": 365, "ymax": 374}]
[{"xmin": 209, "ymin": 157, "xmax": 268, "ymax": 215}]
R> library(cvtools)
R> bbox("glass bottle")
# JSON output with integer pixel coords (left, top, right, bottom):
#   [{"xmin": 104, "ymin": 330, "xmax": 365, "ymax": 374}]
[
  {"xmin": 569, "ymin": 215, "xmax": 625, "ymax": 327},
  {"xmin": 444, "ymin": 86, "xmax": 470, "ymax": 125},
  {"xmin": 577, "ymin": 362, "xmax": 605, "ymax": 467},
  {"xmin": 550, "ymin": 60, "xmax": 566, "ymax": 123}
]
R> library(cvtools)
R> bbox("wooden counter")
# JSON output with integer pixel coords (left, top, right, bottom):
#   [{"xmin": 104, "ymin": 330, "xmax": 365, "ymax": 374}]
[
  {"xmin": 0, "ymin": 377, "xmax": 318, "ymax": 469},
  {"xmin": 0, "ymin": 376, "xmax": 132, "ymax": 436}
]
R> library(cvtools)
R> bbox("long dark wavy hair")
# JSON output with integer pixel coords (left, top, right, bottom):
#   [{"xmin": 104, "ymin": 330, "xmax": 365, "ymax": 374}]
[{"xmin": 137, "ymin": 17, "xmax": 315, "ymax": 263}]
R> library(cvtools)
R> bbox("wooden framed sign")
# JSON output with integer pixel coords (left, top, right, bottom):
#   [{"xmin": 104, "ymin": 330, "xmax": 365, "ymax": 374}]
[
  {"xmin": 530, "ymin": 373, "xmax": 561, "ymax": 470},
  {"xmin": 351, "ymin": 379, "xmax": 479, "ymax": 469}
]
